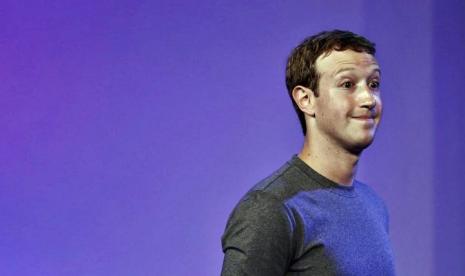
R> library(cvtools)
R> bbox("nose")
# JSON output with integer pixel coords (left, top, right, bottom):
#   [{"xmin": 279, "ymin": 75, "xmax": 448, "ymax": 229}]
[{"xmin": 358, "ymin": 85, "xmax": 377, "ymax": 110}]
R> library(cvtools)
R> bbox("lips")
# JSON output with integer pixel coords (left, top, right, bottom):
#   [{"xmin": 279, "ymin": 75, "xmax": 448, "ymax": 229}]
[
  {"xmin": 352, "ymin": 113, "xmax": 378, "ymax": 120},
  {"xmin": 353, "ymin": 115, "xmax": 374, "ymax": 120},
  {"xmin": 352, "ymin": 114, "xmax": 377, "ymax": 126}
]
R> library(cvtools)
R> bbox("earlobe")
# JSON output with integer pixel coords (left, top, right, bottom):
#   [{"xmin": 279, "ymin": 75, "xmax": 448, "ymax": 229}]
[{"xmin": 292, "ymin": 86, "xmax": 316, "ymax": 117}]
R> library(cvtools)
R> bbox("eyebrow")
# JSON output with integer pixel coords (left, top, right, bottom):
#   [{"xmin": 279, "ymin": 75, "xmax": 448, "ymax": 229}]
[{"xmin": 333, "ymin": 67, "xmax": 381, "ymax": 76}]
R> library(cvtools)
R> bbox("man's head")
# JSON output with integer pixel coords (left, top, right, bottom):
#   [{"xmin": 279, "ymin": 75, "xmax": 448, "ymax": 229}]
[
  {"xmin": 286, "ymin": 30, "xmax": 376, "ymax": 135},
  {"xmin": 286, "ymin": 30, "xmax": 382, "ymax": 154}
]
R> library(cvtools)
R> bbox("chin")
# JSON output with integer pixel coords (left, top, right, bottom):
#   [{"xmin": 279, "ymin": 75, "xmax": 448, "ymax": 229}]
[{"xmin": 347, "ymin": 136, "xmax": 375, "ymax": 155}]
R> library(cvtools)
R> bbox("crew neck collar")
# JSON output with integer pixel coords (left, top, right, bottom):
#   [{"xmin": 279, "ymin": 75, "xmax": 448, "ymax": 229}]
[{"xmin": 289, "ymin": 154, "xmax": 358, "ymax": 197}]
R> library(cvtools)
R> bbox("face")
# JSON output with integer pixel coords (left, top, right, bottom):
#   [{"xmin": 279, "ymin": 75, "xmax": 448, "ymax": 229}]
[{"xmin": 312, "ymin": 49, "xmax": 382, "ymax": 154}]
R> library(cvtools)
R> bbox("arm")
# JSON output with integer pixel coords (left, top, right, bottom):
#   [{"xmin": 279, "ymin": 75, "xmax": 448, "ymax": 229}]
[{"xmin": 221, "ymin": 191, "xmax": 294, "ymax": 276}]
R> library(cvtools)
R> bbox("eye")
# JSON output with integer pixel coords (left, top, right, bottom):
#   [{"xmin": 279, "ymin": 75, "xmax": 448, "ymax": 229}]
[
  {"xmin": 341, "ymin": 81, "xmax": 354, "ymax": 89},
  {"xmin": 369, "ymin": 80, "xmax": 380, "ymax": 89}
]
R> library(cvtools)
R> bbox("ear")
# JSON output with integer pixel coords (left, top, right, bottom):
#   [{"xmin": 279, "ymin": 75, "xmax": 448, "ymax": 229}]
[{"xmin": 292, "ymin": 85, "xmax": 316, "ymax": 117}]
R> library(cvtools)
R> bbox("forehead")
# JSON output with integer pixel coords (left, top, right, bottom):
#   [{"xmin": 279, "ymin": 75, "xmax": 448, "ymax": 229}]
[{"xmin": 316, "ymin": 50, "xmax": 379, "ymax": 76}]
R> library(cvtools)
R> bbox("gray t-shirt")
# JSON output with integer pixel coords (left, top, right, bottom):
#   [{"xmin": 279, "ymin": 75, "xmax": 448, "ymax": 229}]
[{"xmin": 221, "ymin": 155, "xmax": 395, "ymax": 275}]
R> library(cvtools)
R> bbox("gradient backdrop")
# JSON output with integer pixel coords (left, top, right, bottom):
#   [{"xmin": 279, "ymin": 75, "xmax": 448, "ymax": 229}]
[{"xmin": 2, "ymin": 0, "xmax": 464, "ymax": 275}]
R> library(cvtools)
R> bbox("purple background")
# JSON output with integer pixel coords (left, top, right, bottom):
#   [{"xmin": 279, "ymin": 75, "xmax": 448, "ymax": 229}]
[{"xmin": 1, "ymin": 1, "xmax": 464, "ymax": 275}]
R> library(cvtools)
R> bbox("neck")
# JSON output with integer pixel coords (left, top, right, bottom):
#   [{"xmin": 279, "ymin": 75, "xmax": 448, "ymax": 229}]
[{"xmin": 298, "ymin": 133, "xmax": 361, "ymax": 186}]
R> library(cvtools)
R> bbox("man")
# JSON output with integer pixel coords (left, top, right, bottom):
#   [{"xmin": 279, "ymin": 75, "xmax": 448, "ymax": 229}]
[{"xmin": 221, "ymin": 30, "xmax": 395, "ymax": 275}]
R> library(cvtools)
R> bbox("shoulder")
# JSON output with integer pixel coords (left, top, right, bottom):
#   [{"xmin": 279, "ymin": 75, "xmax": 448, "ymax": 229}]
[
  {"xmin": 221, "ymin": 157, "xmax": 310, "ymax": 255},
  {"xmin": 221, "ymin": 191, "xmax": 294, "ymax": 275},
  {"xmin": 247, "ymin": 158, "xmax": 308, "ymax": 201},
  {"xmin": 224, "ymin": 190, "xmax": 294, "ymax": 236},
  {"xmin": 223, "ymin": 157, "xmax": 311, "ymax": 233},
  {"xmin": 221, "ymin": 190, "xmax": 295, "ymax": 273},
  {"xmin": 221, "ymin": 160, "xmax": 303, "ymax": 253}
]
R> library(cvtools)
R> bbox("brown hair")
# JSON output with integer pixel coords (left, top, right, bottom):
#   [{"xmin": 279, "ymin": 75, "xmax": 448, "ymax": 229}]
[{"xmin": 285, "ymin": 30, "xmax": 376, "ymax": 135}]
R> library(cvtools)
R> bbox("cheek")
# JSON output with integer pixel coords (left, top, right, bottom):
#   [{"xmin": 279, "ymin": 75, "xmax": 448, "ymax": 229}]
[
  {"xmin": 326, "ymin": 91, "xmax": 351, "ymax": 109},
  {"xmin": 333, "ymin": 97, "xmax": 354, "ymax": 117},
  {"xmin": 317, "ymin": 90, "xmax": 352, "ymax": 119},
  {"xmin": 320, "ymin": 103, "xmax": 349, "ymax": 122},
  {"xmin": 376, "ymin": 97, "xmax": 383, "ymax": 114}
]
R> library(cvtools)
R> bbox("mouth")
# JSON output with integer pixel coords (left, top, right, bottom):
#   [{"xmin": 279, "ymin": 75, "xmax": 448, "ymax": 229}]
[
  {"xmin": 352, "ymin": 112, "xmax": 378, "ymax": 120},
  {"xmin": 353, "ymin": 116, "xmax": 374, "ymax": 120},
  {"xmin": 352, "ymin": 115, "xmax": 377, "ymax": 126}
]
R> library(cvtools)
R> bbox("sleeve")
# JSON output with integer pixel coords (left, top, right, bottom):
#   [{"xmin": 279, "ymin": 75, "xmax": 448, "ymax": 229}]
[{"xmin": 220, "ymin": 191, "xmax": 294, "ymax": 276}]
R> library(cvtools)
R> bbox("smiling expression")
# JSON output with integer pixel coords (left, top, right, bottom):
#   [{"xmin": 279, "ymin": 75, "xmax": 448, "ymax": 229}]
[{"xmin": 312, "ymin": 49, "xmax": 382, "ymax": 154}]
